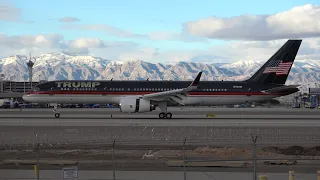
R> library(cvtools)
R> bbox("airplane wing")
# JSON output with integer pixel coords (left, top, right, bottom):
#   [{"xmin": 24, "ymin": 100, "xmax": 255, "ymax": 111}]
[
  {"xmin": 142, "ymin": 72, "xmax": 202, "ymax": 105},
  {"xmin": 262, "ymin": 85, "xmax": 300, "ymax": 94}
]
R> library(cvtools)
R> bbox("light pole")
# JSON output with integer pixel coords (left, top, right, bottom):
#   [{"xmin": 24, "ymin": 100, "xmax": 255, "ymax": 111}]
[{"xmin": 250, "ymin": 134, "xmax": 258, "ymax": 180}]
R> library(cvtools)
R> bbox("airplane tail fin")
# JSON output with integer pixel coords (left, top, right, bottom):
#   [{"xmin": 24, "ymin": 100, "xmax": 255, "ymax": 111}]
[{"xmin": 245, "ymin": 39, "xmax": 302, "ymax": 85}]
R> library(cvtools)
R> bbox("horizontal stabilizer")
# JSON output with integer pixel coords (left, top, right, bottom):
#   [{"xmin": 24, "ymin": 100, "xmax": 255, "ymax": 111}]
[{"xmin": 262, "ymin": 85, "xmax": 300, "ymax": 93}]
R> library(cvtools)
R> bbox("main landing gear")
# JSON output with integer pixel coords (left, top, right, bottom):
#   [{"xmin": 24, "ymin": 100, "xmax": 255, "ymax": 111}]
[
  {"xmin": 158, "ymin": 102, "xmax": 172, "ymax": 119},
  {"xmin": 53, "ymin": 105, "xmax": 60, "ymax": 118},
  {"xmin": 159, "ymin": 112, "xmax": 172, "ymax": 119}
]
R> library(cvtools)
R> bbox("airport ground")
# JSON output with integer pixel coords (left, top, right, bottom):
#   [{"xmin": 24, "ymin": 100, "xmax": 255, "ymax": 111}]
[
  {"xmin": 0, "ymin": 169, "xmax": 317, "ymax": 180},
  {"xmin": 1, "ymin": 107, "xmax": 320, "ymax": 179}
]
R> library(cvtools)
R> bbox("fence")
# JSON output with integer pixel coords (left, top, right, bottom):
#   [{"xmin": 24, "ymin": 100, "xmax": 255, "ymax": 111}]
[{"xmin": 1, "ymin": 135, "xmax": 320, "ymax": 180}]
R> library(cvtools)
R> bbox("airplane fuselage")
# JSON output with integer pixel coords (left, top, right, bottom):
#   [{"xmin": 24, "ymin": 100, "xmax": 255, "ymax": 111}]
[{"xmin": 23, "ymin": 80, "xmax": 298, "ymax": 106}]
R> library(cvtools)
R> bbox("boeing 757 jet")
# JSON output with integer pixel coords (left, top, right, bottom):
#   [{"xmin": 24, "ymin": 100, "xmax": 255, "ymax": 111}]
[{"xmin": 23, "ymin": 39, "xmax": 302, "ymax": 118}]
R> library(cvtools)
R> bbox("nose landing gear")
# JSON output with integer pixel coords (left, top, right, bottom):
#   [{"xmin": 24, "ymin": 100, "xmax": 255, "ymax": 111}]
[
  {"xmin": 53, "ymin": 105, "xmax": 60, "ymax": 118},
  {"xmin": 54, "ymin": 112, "xmax": 60, "ymax": 118}
]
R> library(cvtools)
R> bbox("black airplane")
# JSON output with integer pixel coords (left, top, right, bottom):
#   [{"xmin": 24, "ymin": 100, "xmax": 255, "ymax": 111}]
[{"xmin": 23, "ymin": 39, "xmax": 302, "ymax": 118}]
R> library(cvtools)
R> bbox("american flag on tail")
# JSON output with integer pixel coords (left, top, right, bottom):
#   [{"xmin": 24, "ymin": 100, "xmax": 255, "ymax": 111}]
[{"xmin": 263, "ymin": 61, "xmax": 293, "ymax": 75}]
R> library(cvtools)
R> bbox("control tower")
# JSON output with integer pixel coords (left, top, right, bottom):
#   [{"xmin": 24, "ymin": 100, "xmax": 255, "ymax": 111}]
[
  {"xmin": 26, "ymin": 54, "xmax": 34, "ymax": 89},
  {"xmin": 26, "ymin": 54, "xmax": 34, "ymax": 83}
]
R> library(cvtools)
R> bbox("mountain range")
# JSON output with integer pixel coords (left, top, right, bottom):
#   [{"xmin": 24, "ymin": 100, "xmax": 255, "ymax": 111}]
[{"xmin": 0, "ymin": 52, "xmax": 319, "ymax": 92}]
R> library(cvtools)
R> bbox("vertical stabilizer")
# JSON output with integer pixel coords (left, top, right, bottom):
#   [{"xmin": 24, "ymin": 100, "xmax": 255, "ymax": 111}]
[{"xmin": 245, "ymin": 39, "xmax": 302, "ymax": 85}]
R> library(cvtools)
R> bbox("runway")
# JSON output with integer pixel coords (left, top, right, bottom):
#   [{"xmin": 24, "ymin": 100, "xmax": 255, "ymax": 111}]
[
  {"xmin": 1, "ymin": 107, "xmax": 320, "ymax": 116},
  {"xmin": 0, "ymin": 107, "xmax": 320, "ymax": 147},
  {"xmin": 0, "ymin": 107, "xmax": 320, "ymax": 127},
  {"xmin": 2, "ymin": 118, "xmax": 320, "ymax": 127},
  {"xmin": 0, "ymin": 107, "xmax": 320, "ymax": 120}
]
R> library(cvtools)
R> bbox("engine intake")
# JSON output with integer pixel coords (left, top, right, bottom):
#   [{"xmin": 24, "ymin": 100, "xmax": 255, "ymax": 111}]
[{"xmin": 119, "ymin": 97, "xmax": 156, "ymax": 113}]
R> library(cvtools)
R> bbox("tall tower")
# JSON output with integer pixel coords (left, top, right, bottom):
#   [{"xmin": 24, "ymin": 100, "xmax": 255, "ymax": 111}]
[{"xmin": 26, "ymin": 53, "xmax": 34, "ymax": 83}]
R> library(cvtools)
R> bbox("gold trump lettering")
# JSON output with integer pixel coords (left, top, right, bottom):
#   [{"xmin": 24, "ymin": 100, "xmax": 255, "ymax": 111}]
[{"xmin": 56, "ymin": 82, "xmax": 101, "ymax": 88}]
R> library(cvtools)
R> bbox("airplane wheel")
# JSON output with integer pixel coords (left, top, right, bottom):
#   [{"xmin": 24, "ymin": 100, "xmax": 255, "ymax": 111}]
[
  {"xmin": 159, "ymin": 112, "xmax": 166, "ymax": 119},
  {"xmin": 55, "ymin": 113, "xmax": 60, "ymax": 118},
  {"xmin": 165, "ymin": 113, "xmax": 172, "ymax": 119}
]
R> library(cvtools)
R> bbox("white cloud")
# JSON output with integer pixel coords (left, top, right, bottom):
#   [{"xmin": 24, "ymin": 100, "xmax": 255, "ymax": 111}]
[
  {"xmin": 61, "ymin": 24, "xmax": 146, "ymax": 38},
  {"xmin": 0, "ymin": 34, "xmax": 319, "ymax": 64},
  {"xmin": 68, "ymin": 38, "xmax": 105, "ymax": 49},
  {"xmin": 59, "ymin": 17, "xmax": 80, "ymax": 23},
  {"xmin": 0, "ymin": 34, "xmax": 65, "ymax": 49},
  {"xmin": 0, "ymin": 34, "xmax": 138, "ymax": 57},
  {"xmin": 149, "ymin": 38, "xmax": 320, "ymax": 64},
  {"xmin": 67, "ymin": 38, "xmax": 106, "ymax": 54},
  {"xmin": 118, "ymin": 48, "xmax": 159, "ymax": 61},
  {"xmin": 61, "ymin": 24, "xmax": 206, "ymax": 42},
  {"xmin": 61, "ymin": 4, "xmax": 317, "ymax": 43},
  {"xmin": 184, "ymin": 4, "xmax": 320, "ymax": 41},
  {"xmin": 0, "ymin": 1, "xmax": 32, "ymax": 23},
  {"xmin": 202, "ymin": 38, "xmax": 319, "ymax": 63},
  {"xmin": 0, "ymin": 2, "xmax": 20, "ymax": 21},
  {"xmin": 148, "ymin": 31, "xmax": 208, "ymax": 42}
]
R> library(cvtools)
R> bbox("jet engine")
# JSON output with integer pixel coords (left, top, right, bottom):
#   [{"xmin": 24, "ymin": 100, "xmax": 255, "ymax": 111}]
[{"xmin": 119, "ymin": 97, "xmax": 156, "ymax": 113}]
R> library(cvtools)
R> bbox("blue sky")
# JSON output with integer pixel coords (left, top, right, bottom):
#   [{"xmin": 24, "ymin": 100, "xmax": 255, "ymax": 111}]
[{"xmin": 0, "ymin": 0, "xmax": 320, "ymax": 62}]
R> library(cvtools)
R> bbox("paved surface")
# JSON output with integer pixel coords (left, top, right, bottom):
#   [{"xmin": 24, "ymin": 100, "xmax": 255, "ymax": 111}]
[
  {"xmin": 0, "ymin": 169, "xmax": 317, "ymax": 180},
  {"xmin": 1, "ymin": 107, "xmax": 320, "ymax": 120},
  {"xmin": 1, "ymin": 118, "xmax": 320, "ymax": 127},
  {"xmin": 1, "ymin": 107, "xmax": 320, "ymax": 115},
  {"xmin": 0, "ymin": 107, "xmax": 320, "ymax": 147},
  {"xmin": 1, "ymin": 125, "xmax": 320, "ymax": 147},
  {"xmin": 1, "ymin": 108, "xmax": 320, "ymax": 174}
]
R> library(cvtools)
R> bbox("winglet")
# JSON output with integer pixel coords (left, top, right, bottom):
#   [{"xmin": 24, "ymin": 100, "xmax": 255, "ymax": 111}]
[
  {"xmin": 191, "ymin": 71, "xmax": 202, "ymax": 87},
  {"xmin": 182, "ymin": 72, "xmax": 202, "ymax": 92}
]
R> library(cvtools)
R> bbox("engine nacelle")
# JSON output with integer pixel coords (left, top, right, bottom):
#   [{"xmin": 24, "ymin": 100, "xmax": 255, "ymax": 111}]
[{"xmin": 119, "ymin": 97, "xmax": 156, "ymax": 113}]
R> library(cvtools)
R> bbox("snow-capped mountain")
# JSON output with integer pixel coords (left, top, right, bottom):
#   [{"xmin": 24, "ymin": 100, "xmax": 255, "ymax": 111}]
[
  {"xmin": 0, "ymin": 52, "xmax": 320, "ymax": 90},
  {"xmin": 0, "ymin": 52, "xmax": 109, "ymax": 81}
]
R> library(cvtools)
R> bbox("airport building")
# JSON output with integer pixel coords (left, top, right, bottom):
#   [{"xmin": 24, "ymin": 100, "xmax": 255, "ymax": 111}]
[
  {"xmin": 309, "ymin": 88, "xmax": 320, "ymax": 107},
  {"xmin": 0, "ymin": 81, "xmax": 39, "ymax": 93},
  {"xmin": 0, "ymin": 80, "xmax": 42, "ymax": 98}
]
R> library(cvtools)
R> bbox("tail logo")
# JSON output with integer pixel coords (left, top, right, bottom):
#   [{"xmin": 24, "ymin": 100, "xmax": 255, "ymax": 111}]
[{"xmin": 263, "ymin": 61, "xmax": 293, "ymax": 75}]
